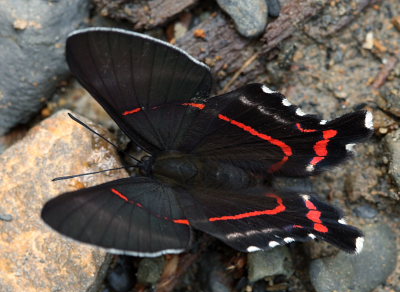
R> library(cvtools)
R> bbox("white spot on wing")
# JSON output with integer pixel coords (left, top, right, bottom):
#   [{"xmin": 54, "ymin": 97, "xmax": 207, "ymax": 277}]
[
  {"xmin": 355, "ymin": 237, "xmax": 364, "ymax": 254},
  {"xmin": 247, "ymin": 246, "xmax": 262, "ymax": 252},
  {"xmin": 306, "ymin": 164, "xmax": 314, "ymax": 172},
  {"xmin": 239, "ymin": 95, "xmax": 256, "ymax": 106},
  {"xmin": 308, "ymin": 234, "xmax": 316, "ymax": 239},
  {"xmin": 301, "ymin": 194, "xmax": 311, "ymax": 201},
  {"xmin": 268, "ymin": 241, "xmax": 280, "ymax": 248},
  {"xmin": 320, "ymin": 120, "xmax": 327, "ymax": 125},
  {"xmin": 226, "ymin": 232, "xmax": 242, "ymax": 240},
  {"xmin": 284, "ymin": 237, "xmax": 295, "ymax": 243},
  {"xmin": 338, "ymin": 218, "xmax": 347, "ymax": 225},
  {"xmin": 346, "ymin": 144, "xmax": 355, "ymax": 152},
  {"xmin": 365, "ymin": 111, "xmax": 374, "ymax": 130},
  {"xmin": 296, "ymin": 108, "xmax": 306, "ymax": 116},
  {"xmin": 262, "ymin": 85, "xmax": 275, "ymax": 94},
  {"xmin": 282, "ymin": 98, "xmax": 291, "ymax": 106}
]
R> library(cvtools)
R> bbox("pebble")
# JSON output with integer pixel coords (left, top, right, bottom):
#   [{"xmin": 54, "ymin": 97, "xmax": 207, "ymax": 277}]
[
  {"xmin": 0, "ymin": 0, "xmax": 89, "ymax": 135},
  {"xmin": 309, "ymin": 223, "xmax": 397, "ymax": 292},
  {"xmin": 266, "ymin": 0, "xmax": 281, "ymax": 17},
  {"xmin": 106, "ymin": 256, "xmax": 135, "ymax": 292},
  {"xmin": 216, "ymin": 0, "xmax": 268, "ymax": 38},
  {"xmin": 0, "ymin": 213, "xmax": 13, "ymax": 221},
  {"xmin": 136, "ymin": 257, "xmax": 165, "ymax": 284},
  {"xmin": 199, "ymin": 253, "xmax": 233, "ymax": 292},
  {"xmin": 0, "ymin": 110, "xmax": 127, "ymax": 291},
  {"xmin": 384, "ymin": 129, "xmax": 400, "ymax": 189},
  {"xmin": 353, "ymin": 205, "xmax": 378, "ymax": 219},
  {"xmin": 247, "ymin": 246, "xmax": 294, "ymax": 283}
]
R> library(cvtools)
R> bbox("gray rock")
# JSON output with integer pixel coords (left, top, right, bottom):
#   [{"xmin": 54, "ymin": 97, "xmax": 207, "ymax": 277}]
[
  {"xmin": 247, "ymin": 246, "xmax": 294, "ymax": 282},
  {"xmin": 0, "ymin": 0, "xmax": 90, "ymax": 135},
  {"xmin": 353, "ymin": 205, "xmax": 378, "ymax": 219},
  {"xmin": 309, "ymin": 223, "xmax": 397, "ymax": 292},
  {"xmin": 199, "ymin": 253, "xmax": 233, "ymax": 292},
  {"xmin": 266, "ymin": 0, "xmax": 280, "ymax": 17},
  {"xmin": 216, "ymin": 0, "xmax": 268, "ymax": 38},
  {"xmin": 136, "ymin": 257, "xmax": 165, "ymax": 284},
  {"xmin": 384, "ymin": 129, "xmax": 400, "ymax": 189}
]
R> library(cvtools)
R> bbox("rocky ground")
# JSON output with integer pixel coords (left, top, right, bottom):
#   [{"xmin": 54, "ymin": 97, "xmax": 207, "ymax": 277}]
[{"xmin": 0, "ymin": 0, "xmax": 399, "ymax": 292}]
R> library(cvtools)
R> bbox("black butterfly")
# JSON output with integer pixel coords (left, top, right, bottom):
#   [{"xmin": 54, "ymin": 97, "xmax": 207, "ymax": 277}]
[{"xmin": 42, "ymin": 28, "xmax": 373, "ymax": 257}]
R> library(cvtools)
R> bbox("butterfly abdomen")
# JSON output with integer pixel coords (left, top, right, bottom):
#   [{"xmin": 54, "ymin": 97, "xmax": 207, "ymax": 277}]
[{"xmin": 152, "ymin": 152, "xmax": 255, "ymax": 189}]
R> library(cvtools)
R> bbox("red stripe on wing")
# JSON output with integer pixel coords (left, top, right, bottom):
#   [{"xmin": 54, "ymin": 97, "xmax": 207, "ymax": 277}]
[
  {"xmin": 173, "ymin": 219, "xmax": 190, "ymax": 225},
  {"xmin": 111, "ymin": 188, "xmax": 189, "ymax": 225},
  {"xmin": 296, "ymin": 123, "xmax": 317, "ymax": 133},
  {"xmin": 309, "ymin": 129, "xmax": 338, "ymax": 167},
  {"xmin": 208, "ymin": 193, "xmax": 286, "ymax": 222},
  {"xmin": 217, "ymin": 114, "xmax": 293, "ymax": 172},
  {"xmin": 303, "ymin": 196, "xmax": 329, "ymax": 233},
  {"xmin": 182, "ymin": 103, "xmax": 206, "ymax": 109},
  {"xmin": 122, "ymin": 107, "xmax": 142, "ymax": 115}
]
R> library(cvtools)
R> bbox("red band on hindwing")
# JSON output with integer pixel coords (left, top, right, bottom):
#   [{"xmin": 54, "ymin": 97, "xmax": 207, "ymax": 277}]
[
  {"xmin": 297, "ymin": 123, "xmax": 339, "ymax": 169},
  {"xmin": 303, "ymin": 196, "xmax": 328, "ymax": 233},
  {"xmin": 217, "ymin": 114, "xmax": 293, "ymax": 172},
  {"xmin": 182, "ymin": 103, "xmax": 206, "ymax": 109},
  {"xmin": 111, "ymin": 188, "xmax": 189, "ymax": 225},
  {"xmin": 296, "ymin": 123, "xmax": 317, "ymax": 133},
  {"xmin": 310, "ymin": 129, "xmax": 338, "ymax": 167},
  {"xmin": 209, "ymin": 193, "xmax": 286, "ymax": 222}
]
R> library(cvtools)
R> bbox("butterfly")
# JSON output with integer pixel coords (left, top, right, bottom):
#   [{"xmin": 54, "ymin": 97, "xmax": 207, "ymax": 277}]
[{"xmin": 41, "ymin": 27, "xmax": 373, "ymax": 257}]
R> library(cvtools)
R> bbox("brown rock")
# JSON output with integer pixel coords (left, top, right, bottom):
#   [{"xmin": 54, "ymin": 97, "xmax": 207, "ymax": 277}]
[{"xmin": 0, "ymin": 110, "xmax": 127, "ymax": 291}]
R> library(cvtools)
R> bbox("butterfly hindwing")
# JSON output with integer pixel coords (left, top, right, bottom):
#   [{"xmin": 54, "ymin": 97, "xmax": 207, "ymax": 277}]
[
  {"xmin": 41, "ymin": 177, "xmax": 191, "ymax": 257},
  {"xmin": 66, "ymin": 28, "xmax": 212, "ymax": 153},
  {"xmin": 179, "ymin": 83, "xmax": 373, "ymax": 176},
  {"xmin": 177, "ymin": 186, "xmax": 363, "ymax": 253}
]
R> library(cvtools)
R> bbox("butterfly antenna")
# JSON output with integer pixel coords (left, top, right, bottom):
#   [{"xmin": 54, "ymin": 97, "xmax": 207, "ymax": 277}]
[
  {"xmin": 52, "ymin": 165, "xmax": 138, "ymax": 181},
  {"xmin": 68, "ymin": 113, "xmax": 141, "ymax": 163}
]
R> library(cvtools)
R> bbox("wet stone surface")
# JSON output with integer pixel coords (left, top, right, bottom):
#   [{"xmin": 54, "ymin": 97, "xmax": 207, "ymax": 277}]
[
  {"xmin": 309, "ymin": 223, "xmax": 397, "ymax": 292},
  {"xmin": 0, "ymin": 0, "xmax": 90, "ymax": 135},
  {"xmin": 216, "ymin": 0, "xmax": 268, "ymax": 38},
  {"xmin": 384, "ymin": 129, "xmax": 400, "ymax": 189},
  {"xmin": 247, "ymin": 246, "xmax": 294, "ymax": 283},
  {"xmin": 0, "ymin": 110, "xmax": 126, "ymax": 291}
]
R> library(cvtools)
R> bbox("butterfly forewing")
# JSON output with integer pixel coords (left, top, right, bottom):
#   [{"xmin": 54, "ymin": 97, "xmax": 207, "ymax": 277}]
[{"xmin": 66, "ymin": 28, "xmax": 212, "ymax": 152}]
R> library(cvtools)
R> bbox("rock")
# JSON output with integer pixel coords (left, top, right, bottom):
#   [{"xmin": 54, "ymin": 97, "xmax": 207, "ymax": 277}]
[
  {"xmin": 198, "ymin": 253, "xmax": 233, "ymax": 292},
  {"xmin": 309, "ymin": 223, "xmax": 397, "ymax": 292},
  {"xmin": 384, "ymin": 129, "xmax": 400, "ymax": 190},
  {"xmin": 106, "ymin": 256, "xmax": 135, "ymax": 292},
  {"xmin": 216, "ymin": 0, "xmax": 268, "ymax": 38},
  {"xmin": 247, "ymin": 246, "xmax": 294, "ymax": 282},
  {"xmin": 266, "ymin": 0, "xmax": 281, "ymax": 17},
  {"xmin": 353, "ymin": 205, "xmax": 378, "ymax": 219},
  {"xmin": 0, "ymin": 0, "xmax": 90, "ymax": 135},
  {"xmin": 136, "ymin": 257, "xmax": 166, "ymax": 284},
  {"xmin": 0, "ymin": 110, "xmax": 127, "ymax": 291}
]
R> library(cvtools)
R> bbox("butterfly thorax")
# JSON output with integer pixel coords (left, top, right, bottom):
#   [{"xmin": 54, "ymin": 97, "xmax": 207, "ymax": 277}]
[{"xmin": 150, "ymin": 151, "xmax": 256, "ymax": 189}]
